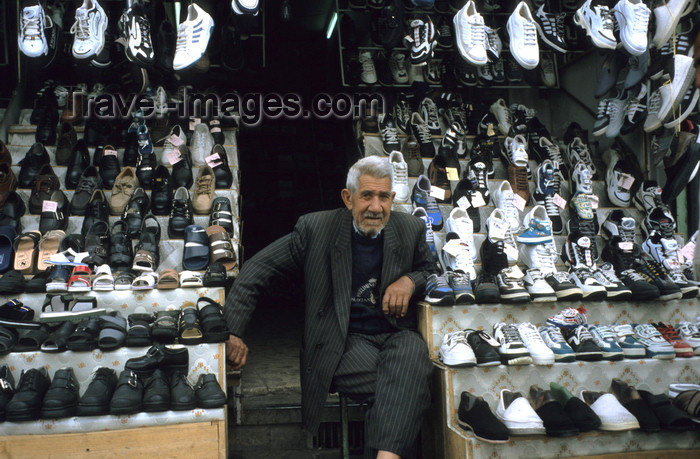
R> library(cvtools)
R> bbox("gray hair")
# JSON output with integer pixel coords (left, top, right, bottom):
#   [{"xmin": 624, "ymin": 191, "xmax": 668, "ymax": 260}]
[{"xmin": 346, "ymin": 156, "xmax": 393, "ymax": 193}]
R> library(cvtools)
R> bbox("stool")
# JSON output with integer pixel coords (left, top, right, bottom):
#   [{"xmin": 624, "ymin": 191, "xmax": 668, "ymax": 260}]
[{"xmin": 339, "ymin": 393, "xmax": 349, "ymax": 459}]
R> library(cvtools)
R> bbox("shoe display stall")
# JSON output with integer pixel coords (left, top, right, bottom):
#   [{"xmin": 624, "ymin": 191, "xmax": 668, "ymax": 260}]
[{"xmin": 348, "ymin": 1, "xmax": 700, "ymax": 458}]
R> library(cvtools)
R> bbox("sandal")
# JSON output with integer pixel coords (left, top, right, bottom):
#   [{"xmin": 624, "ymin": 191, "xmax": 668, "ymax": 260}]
[
  {"xmin": 209, "ymin": 197, "xmax": 234, "ymax": 234},
  {"xmin": 0, "ymin": 226, "xmax": 16, "ymax": 273},
  {"xmin": 109, "ymin": 220, "xmax": 134, "ymax": 269},
  {"xmin": 206, "ymin": 225, "xmax": 237, "ymax": 271},
  {"xmin": 179, "ymin": 304, "xmax": 203, "ymax": 344},
  {"xmin": 37, "ymin": 229, "xmax": 66, "ymax": 272},
  {"xmin": 152, "ymin": 310, "xmax": 180, "ymax": 343},
  {"xmin": 157, "ymin": 269, "xmax": 180, "ymax": 289},
  {"xmin": 0, "ymin": 325, "xmax": 18, "ymax": 355},
  {"xmin": 68, "ymin": 264, "xmax": 92, "ymax": 292},
  {"xmin": 183, "ymin": 224, "xmax": 210, "ymax": 270},
  {"xmin": 40, "ymin": 294, "xmax": 104, "ymax": 323},
  {"xmin": 98, "ymin": 311, "xmax": 127, "ymax": 351},
  {"xmin": 0, "ymin": 269, "xmax": 27, "ymax": 294},
  {"xmin": 133, "ymin": 215, "xmax": 161, "ymax": 272},
  {"xmin": 114, "ymin": 270, "xmax": 136, "ymax": 290},
  {"xmin": 132, "ymin": 271, "xmax": 159, "ymax": 290},
  {"xmin": 41, "ymin": 320, "xmax": 77, "ymax": 353},
  {"xmin": 92, "ymin": 264, "xmax": 115, "ymax": 291},
  {"xmin": 203, "ymin": 261, "xmax": 228, "ymax": 287},
  {"xmin": 46, "ymin": 264, "xmax": 71, "ymax": 292},
  {"xmin": 14, "ymin": 324, "xmax": 51, "ymax": 352},
  {"xmin": 83, "ymin": 220, "xmax": 111, "ymax": 267},
  {"xmin": 26, "ymin": 270, "xmax": 50, "ymax": 293},
  {"xmin": 197, "ymin": 297, "xmax": 230, "ymax": 343},
  {"xmin": 0, "ymin": 299, "xmax": 38, "ymax": 328},
  {"xmin": 126, "ymin": 313, "xmax": 154, "ymax": 347},
  {"xmin": 12, "ymin": 230, "xmax": 41, "ymax": 274},
  {"xmin": 180, "ymin": 270, "xmax": 203, "ymax": 288},
  {"xmin": 673, "ymin": 390, "xmax": 700, "ymax": 418},
  {"xmin": 638, "ymin": 390, "xmax": 696, "ymax": 431},
  {"xmin": 65, "ymin": 317, "xmax": 101, "ymax": 351}
]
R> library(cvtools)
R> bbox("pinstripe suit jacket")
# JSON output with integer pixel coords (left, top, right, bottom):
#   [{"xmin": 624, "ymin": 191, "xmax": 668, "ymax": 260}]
[{"xmin": 223, "ymin": 207, "xmax": 437, "ymax": 433}]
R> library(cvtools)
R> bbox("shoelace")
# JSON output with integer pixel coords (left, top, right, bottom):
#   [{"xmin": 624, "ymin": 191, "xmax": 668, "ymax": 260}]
[
  {"xmin": 428, "ymin": 273, "xmax": 450, "ymax": 291},
  {"xmin": 381, "ymin": 123, "xmax": 399, "ymax": 145},
  {"xmin": 393, "ymin": 162, "xmax": 408, "ymax": 186},
  {"xmin": 414, "ymin": 123, "xmax": 432, "ymax": 143},
  {"xmin": 499, "ymin": 190, "xmax": 520, "ymax": 227},
  {"xmin": 518, "ymin": 323, "xmax": 543, "ymax": 343},
  {"xmin": 625, "ymin": 96, "xmax": 645, "ymax": 121},
  {"xmin": 471, "ymin": 163, "xmax": 489, "ymax": 192},
  {"xmin": 630, "ymin": 2, "xmax": 650, "ymax": 34},
  {"xmin": 70, "ymin": 9, "xmax": 90, "ymax": 41},
  {"xmin": 571, "ymin": 143, "xmax": 596, "ymax": 176},
  {"xmin": 574, "ymin": 325, "xmax": 595, "ymax": 343},
  {"xmin": 135, "ymin": 13, "xmax": 153, "ymax": 49},
  {"xmin": 554, "ymin": 12, "xmax": 566, "ymax": 40},
  {"xmin": 647, "ymin": 89, "xmax": 662, "ymax": 115},
  {"xmin": 390, "ymin": 55, "xmax": 407, "ymax": 76},
  {"xmin": 21, "ymin": 7, "xmax": 43, "ymax": 40},
  {"xmin": 467, "ymin": 16, "xmax": 485, "ymax": 47},
  {"xmin": 500, "ymin": 324, "xmax": 523, "ymax": 344},
  {"xmin": 657, "ymin": 324, "xmax": 682, "ymax": 342},
  {"xmin": 621, "ymin": 267, "xmax": 646, "ymax": 282},
  {"xmin": 544, "ymin": 143, "xmax": 564, "ymax": 170},
  {"xmin": 75, "ymin": 179, "xmax": 95, "ymax": 193},
  {"xmin": 423, "ymin": 101, "xmax": 440, "ymax": 127},
  {"xmin": 596, "ymin": 6, "xmax": 615, "ymax": 36},
  {"xmin": 596, "ymin": 99, "xmax": 610, "ymax": 120},
  {"xmin": 543, "ymin": 325, "xmax": 568, "ymax": 344},
  {"xmin": 534, "ymin": 244, "xmax": 557, "ymax": 273},
  {"xmin": 540, "ymin": 55, "xmax": 555, "ymax": 75},
  {"xmin": 523, "ymin": 20, "xmax": 538, "ymax": 47},
  {"xmin": 452, "ymin": 242, "xmax": 475, "ymax": 274},
  {"xmin": 450, "ymin": 270, "xmax": 471, "ymax": 285},
  {"xmin": 573, "ymin": 266, "xmax": 596, "ymax": 282},
  {"xmin": 595, "ymin": 265, "xmax": 622, "ymax": 284},
  {"xmin": 175, "ymin": 22, "xmax": 195, "ymax": 54},
  {"xmin": 360, "ymin": 54, "xmax": 375, "ymax": 74},
  {"xmin": 196, "ymin": 176, "xmax": 214, "ymax": 195}
]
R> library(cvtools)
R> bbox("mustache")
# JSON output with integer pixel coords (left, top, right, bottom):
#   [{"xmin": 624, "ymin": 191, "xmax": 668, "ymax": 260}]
[{"xmin": 363, "ymin": 211, "xmax": 384, "ymax": 218}]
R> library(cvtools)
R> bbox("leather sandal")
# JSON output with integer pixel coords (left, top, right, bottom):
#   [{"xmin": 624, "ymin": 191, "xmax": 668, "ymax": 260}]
[
  {"xmin": 0, "ymin": 269, "xmax": 27, "ymax": 294},
  {"xmin": 206, "ymin": 225, "xmax": 236, "ymax": 271},
  {"xmin": 197, "ymin": 297, "xmax": 230, "ymax": 343},
  {"xmin": 179, "ymin": 304, "xmax": 203, "ymax": 345},
  {"xmin": 0, "ymin": 325, "xmax": 18, "ymax": 355},
  {"xmin": 109, "ymin": 220, "xmax": 133, "ymax": 269},
  {"xmin": 14, "ymin": 324, "xmax": 51, "ymax": 352},
  {"xmin": 203, "ymin": 261, "xmax": 227, "ymax": 287},
  {"xmin": 152, "ymin": 310, "xmax": 180, "ymax": 343},
  {"xmin": 114, "ymin": 270, "xmax": 136, "ymax": 290},
  {"xmin": 126, "ymin": 313, "xmax": 154, "ymax": 347},
  {"xmin": 133, "ymin": 215, "xmax": 160, "ymax": 272},
  {"xmin": 41, "ymin": 320, "xmax": 77, "ymax": 353},
  {"xmin": 183, "ymin": 224, "xmax": 210, "ymax": 270},
  {"xmin": 12, "ymin": 230, "xmax": 41, "ymax": 274},
  {"xmin": 65, "ymin": 317, "xmax": 101, "ymax": 351},
  {"xmin": 98, "ymin": 311, "xmax": 127, "ymax": 351},
  {"xmin": 67, "ymin": 264, "xmax": 92, "ymax": 292},
  {"xmin": 36, "ymin": 230, "xmax": 65, "ymax": 272},
  {"xmin": 156, "ymin": 269, "xmax": 179, "ymax": 289}
]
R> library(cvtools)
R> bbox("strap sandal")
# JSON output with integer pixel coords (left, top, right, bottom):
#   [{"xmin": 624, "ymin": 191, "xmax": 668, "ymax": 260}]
[
  {"xmin": 133, "ymin": 215, "xmax": 161, "ymax": 272},
  {"xmin": 126, "ymin": 313, "xmax": 154, "ymax": 347},
  {"xmin": 114, "ymin": 270, "xmax": 136, "ymax": 290},
  {"xmin": 0, "ymin": 299, "xmax": 40, "ymax": 329},
  {"xmin": 203, "ymin": 261, "xmax": 228, "ymax": 287},
  {"xmin": 179, "ymin": 303, "xmax": 203, "ymax": 345},
  {"xmin": 197, "ymin": 297, "xmax": 230, "ymax": 343},
  {"xmin": 92, "ymin": 264, "xmax": 115, "ymax": 291},
  {"xmin": 0, "ymin": 325, "xmax": 18, "ymax": 355},
  {"xmin": 209, "ymin": 197, "xmax": 234, "ymax": 234},
  {"xmin": 14, "ymin": 324, "xmax": 51, "ymax": 352},
  {"xmin": 37, "ymin": 229, "xmax": 66, "ymax": 272},
  {"xmin": 40, "ymin": 293, "xmax": 105, "ymax": 323},
  {"xmin": 132, "ymin": 271, "xmax": 159, "ymax": 290},
  {"xmin": 0, "ymin": 226, "xmax": 16, "ymax": 273},
  {"xmin": 638, "ymin": 390, "xmax": 696, "ymax": 431},
  {"xmin": 83, "ymin": 220, "xmax": 111, "ymax": 267},
  {"xmin": 206, "ymin": 225, "xmax": 237, "ymax": 271},
  {"xmin": 45, "ymin": 264, "xmax": 71, "ymax": 292},
  {"xmin": 26, "ymin": 270, "xmax": 50, "ymax": 293},
  {"xmin": 673, "ymin": 390, "xmax": 700, "ymax": 418},
  {"xmin": 41, "ymin": 320, "xmax": 77, "ymax": 353},
  {"xmin": 0, "ymin": 269, "xmax": 27, "ymax": 295},
  {"xmin": 182, "ymin": 224, "xmax": 210, "ymax": 270},
  {"xmin": 65, "ymin": 317, "xmax": 101, "ymax": 351},
  {"xmin": 151, "ymin": 310, "xmax": 180, "ymax": 344},
  {"xmin": 98, "ymin": 311, "xmax": 127, "ymax": 351},
  {"xmin": 109, "ymin": 220, "xmax": 134, "ymax": 269},
  {"xmin": 68, "ymin": 264, "xmax": 92, "ymax": 292},
  {"xmin": 180, "ymin": 270, "xmax": 204, "ymax": 288},
  {"xmin": 60, "ymin": 233, "xmax": 84, "ymax": 253},
  {"xmin": 156, "ymin": 269, "xmax": 180, "ymax": 289},
  {"xmin": 12, "ymin": 230, "xmax": 41, "ymax": 274}
]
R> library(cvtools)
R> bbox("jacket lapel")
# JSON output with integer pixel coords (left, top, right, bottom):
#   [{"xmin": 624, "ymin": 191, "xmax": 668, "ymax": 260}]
[
  {"xmin": 331, "ymin": 210, "xmax": 353, "ymax": 335},
  {"xmin": 380, "ymin": 218, "xmax": 401, "ymax": 293}
]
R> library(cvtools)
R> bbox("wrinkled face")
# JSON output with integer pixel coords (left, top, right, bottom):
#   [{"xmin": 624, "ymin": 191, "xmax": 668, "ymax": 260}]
[{"xmin": 341, "ymin": 174, "xmax": 394, "ymax": 237}]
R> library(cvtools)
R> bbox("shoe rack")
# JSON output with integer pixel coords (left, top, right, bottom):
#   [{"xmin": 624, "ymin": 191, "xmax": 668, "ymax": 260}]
[{"xmin": 0, "ymin": 109, "xmax": 241, "ymax": 457}]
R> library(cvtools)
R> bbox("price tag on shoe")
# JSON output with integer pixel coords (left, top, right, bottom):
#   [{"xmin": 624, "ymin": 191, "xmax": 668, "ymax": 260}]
[
  {"xmin": 486, "ymin": 123, "xmax": 496, "ymax": 137},
  {"xmin": 512, "ymin": 193, "xmax": 526, "ymax": 212},
  {"xmin": 489, "ymin": 220, "xmax": 508, "ymax": 241},
  {"xmin": 169, "ymin": 134, "xmax": 185, "ymax": 147},
  {"xmin": 103, "ymin": 148, "xmax": 118, "ymax": 157},
  {"xmin": 588, "ymin": 194, "xmax": 599, "ymax": 209},
  {"xmin": 456, "ymin": 196, "xmax": 471, "ymax": 209},
  {"xmin": 445, "ymin": 167, "xmax": 459, "ymax": 181},
  {"xmin": 442, "ymin": 238, "xmax": 465, "ymax": 257},
  {"xmin": 167, "ymin": 150, "xmax": 183, "ymax": 165},
  {"xmin": 553, "ymin": 193, "xmax": 567, "ymax": 209},
  {"xmin": 617, "ymin": 173, "xmax": 635, "ymax": 190},
  {"xmin": 430, "ymin": 186, "xmax": 446, "ymax": 201},
  {"xmin": 617, "ymin": 241, "xmax": 634, "ymax": 251},
  {"xmin": 42, "ymin": 200, "xmax": 58, "ymax": 212},
  {"xmin": 680, "ymin": 240, "xmax": 696, "ymax": 263},
  {"xmin": 205, "ymin": 153, "xmax": 223, "ymax": 168},
  {"xmin": 471, "ymin": 191, "xmax": 486, "ymax": 207}
]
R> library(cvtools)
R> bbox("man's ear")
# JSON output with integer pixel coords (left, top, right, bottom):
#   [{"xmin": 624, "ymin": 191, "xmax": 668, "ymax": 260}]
[{"xmin": 341, "ymin": 188, "xmax": 353, "ymax": 209}]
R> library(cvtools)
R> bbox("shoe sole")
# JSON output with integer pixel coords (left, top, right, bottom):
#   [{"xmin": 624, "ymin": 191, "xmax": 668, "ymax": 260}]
[
  {"xmin": 553, "ymin": 289, "xmax": 584, "ymax": 301},
  {"xmin": 575, "ymin": 352, "xmax": 603, "ymax": 361},
  {"xmin": 553, "ymin": 353, "xmax": 576, "ymax": 362},
  {"xmin": 580, "ymin": 289, "xmax": 607, "ymax": 301},
  {"xmin": 499, "ymin": 291, "xmax": 531, "ymax": 302},
  {"xmin": 529, "ymin": 293, "xmax": 558, "ymax": 303},
  {"xmin": 599, "ymin": 421, "xmax": 640, "ymax": 431},
  {"xmin": 439, "ymin": 356, "xmax": 477, "ymax": 367},
  {"xmin": 500, "ymin": 354, "xmax": 533, "ymax": 365}
]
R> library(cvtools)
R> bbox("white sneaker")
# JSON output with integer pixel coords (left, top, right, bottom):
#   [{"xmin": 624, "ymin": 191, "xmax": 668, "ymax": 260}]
[
  {"xmin": 652, "ymin": 0, "xmax": 695, "ymax": 48},
  {"xmin": 503, "ymin": 134, "xmax": 528, "ymax": 167},
  {"xmin": 441, "ymin": 231, "xmax": 477, "ymax": 280},
  {"xmin": 493, "ymin": 323, "xmax": 533, "ymax": 365},
  {"xmin": 581, "ymin": 392, "xmax": 640, "ymax": 431},
  {"xmin": 190, "ymin": 123, "xmax": 215, "ymax": 167},
  {"xmin": 538, "ymin": 325, "xmax": 576, "ymax": 362},
  {"xmin": 453, "ymin": 0, "xmax": 488, "ymax": 66},
  {"xmin": 71, "ymin": 0, "xmax": 109, "ymax": 59},
  {"xmin": 634, "ymin": 323, "xmax": 676, "ymax": 359},
  {"xmin": 602, "ymin": 146, "xmax": 632, "ymax": 206},
  {"xmin": 389, "ymin": 151, "xmax": 410, "ymax": 204},
  {"xmin": 585, "ymin": 324, "xmax": 625, "ymax": 360},
  {"xmin": 445, "ymin": 207, "xmax": 475, "ymax": 259},
  {"xmin": 643, "ymin": 82, "xmax": 673, "ymax": 132},
  {"xmin": 516, "ymin": 322, "xmax": 556, "ymax": 364},
  {"xmin": 506, "ymin": 1, "xmax": 539, "ymax": 70},
  {"xmin": 359, "ymin": 51, "xmax": 377, "ymax": 84},
  {"xmin": 575, "ymin": 0, "xmax": 617, "ymax": 49},
  {"xmin": 439, "ymin": 331, "xmax": 477, "ymax": 367},
  {"xmin": 522, "ymin": 268, "xmax": 557, "ymax": 302},
  {"xmin": 19, "ymin": 1, "xmax": 51, "ymax": 57},
  {"xmin": 613, "ymin": 0, "xmax": 650, "ymax": 56},
  {"xmin": 490, "ymin": 98, "xmax": 512, "ymax": 135},
  {"xmin": 173, "ymin": 3, "xmax": 215, "ymax": 71},
  {"xmin": 566, "ymin": 139, "xmax": 597, "ymax": 179},
  {"xmin": 389, "ymin": 51, "xmax": 409, "ymax": 84},
  {"xmin": 490, "ymin": 180, "xmax": 520, "ymax": 232},
  {"xmin": 675, "ymin": 321, "xmax": 700, "ymax": 354},
  {"xmin": 160, "ymin": 125, "xmax": 187, "ymax": 166},
  {"xmin": 603, "ymin": 92, "xmax": 628, "ymax": 139},
  {"xmin": 496, "ymin": 389, "xmax": 545, "ymax": 434},
  {"xmin": 484, "ymin": 26, "xmax": 502, "ymax": 60},
  {"xmin": 420, "ymin": 97, "xmax": 441, "ymax": 136}
]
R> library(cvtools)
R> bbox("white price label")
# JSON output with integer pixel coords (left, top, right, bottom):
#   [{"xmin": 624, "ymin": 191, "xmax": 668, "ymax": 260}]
[
  {"xmin": 167, "ymin": 149, "xmax": 183, "ymax": 165},
  {"xmin": 442, "ymin": 238, "xmax": 465, "ymax": 257},
  {"xmin": 680, "ymin": 240, "xmax": 696, "ymax": 263},
  {"xmin": 512, "ymin": 193, "xmax": 526, "ymax": 212},
  {"xmin": 618, "ymin": 241, "xmax": 634, "ymax": 251},
  {"xmin": 490, "ymin": 221, "xmax": 508, "ymax": 241},
  {"xmin": 589, "ymin": 194, "xmax": 599, "ymax": 209},
  {"xmin": 169, "ymin": 134, "xmax": 184, "ymax": 147},
  {"xmin": 42, "ymin": 200, "xmax": 58, "ymax": 212},
  {"xmin": 445, "ymin": 167, "xmax": 459, "ymax": 181},
  {"xmin": 430, "ymin": 186, "xmax": 446, "ymax": 201},
  {"xmin": 553, "ymin": 193, "xmax": 567, "ymax": 209},
  {"xmin": 617, "ymin": 173, "xmax": 635, "ymax": 191},
  {"xmin": 103, "ymin": 148, "xmax": 118, "ymax": 157},
  {"xmin": 471, "ymin": 191, "xmax": 486, "ymax": 207},
  {"xmin": 457, "ymin": 196, "xmax": 471, "ymax": 209},
  {"xmin": 205, "ymin": 153, "xmax": 223, "ymax": 168}
]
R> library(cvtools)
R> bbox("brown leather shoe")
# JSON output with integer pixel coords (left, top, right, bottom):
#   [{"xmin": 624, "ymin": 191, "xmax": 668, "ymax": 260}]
[
  {"xmin": 29, "ymin": 164, "xmax": 61, "ymax": 214},
  {"xmin": 0, "ymin": 162, "xmax": 18, "ymax": 207},
  {"xmin": 61, "ymin": 90, "xmax": 85, "ymax": 125},
  {"xmin": 110, "ymin": 167, "xmax": 140, "ymax": 215},
  {"xmin": 0, "ymin": 140, "xmax": 11, "ymax": 165}
]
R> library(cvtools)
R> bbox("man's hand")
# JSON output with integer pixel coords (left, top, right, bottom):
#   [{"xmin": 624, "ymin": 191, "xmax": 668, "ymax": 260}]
[
  {"xmin": 382, "ymin": 275, "xmax": 414, "ymax": 318},
  {"xmin": 226, "ymin": 335, "xmax": 249, "ymax": 370}
]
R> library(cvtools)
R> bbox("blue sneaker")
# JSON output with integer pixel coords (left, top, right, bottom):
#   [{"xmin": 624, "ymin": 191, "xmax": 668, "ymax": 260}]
[
  {"xmin": 411, "ymin": 207, "xmax": 440, "ymax": 268},
  {"xmin": 412, "ymin": 174, "xmax": 443, "ymax": 230},
  {"xmin": 516, "ymin": 205, "xmax": 553, "ymax": 244},
  {"xmin": 586, "ymin": 324, "xmax": 624, "ymax": 361},
  {"xmin": 446, "ymin": 270, "xmax": 474, "ymax": 304},
  {"xmin": 425, "ymin": 273, "xmax": 455, "ymax": 306},
  {"xmin": 538, "ymin": 325, "xmax": 576, "ymax": 362}
]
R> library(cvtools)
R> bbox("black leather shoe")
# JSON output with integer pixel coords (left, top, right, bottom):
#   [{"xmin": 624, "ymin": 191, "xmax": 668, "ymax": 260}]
[
  {"xmin": 123, "ymin": 128, "xmax": 139, "ymax": 167},
  {"xmin": 109, "ymin": 220, "xmax": 134, "ymax": 269},
  {"xmin": 38, "ymin": 192, "xmax": 69, "ymax": 233},
  {"xmin": 110, "ymin": 370, "xmax": 143, "ymax": 415},
  {"xmin": 209, "ymin": 144, "xmax": 234, "ymax": 189},
  {"xmin": 28, "ymin": 164, "xmax": 61, "ymax": 214},
  {"xmin": 66, "ymin": 139, "xmax": 91, "ymax": 189},
  {"xmin": 123, "ymin": 187, "xmax": 150, "ymax": 238},
  {"xmin": 124, "ymin": 343, "xmax": 189, "ymax": 378},
  {"xmin": 98, "ymin": 145, "xmax": 121, "ymax": 188},
  {"xmin": 0, "ymin": 191, "xmax": 26, "ymax": 232},
  {"xmin": 40, "ymin": 367, "xmax": 79, "ymax": 419},
  {"xmin": 135, "ymin": 152, "xmax": 157, "ymax": 189},
  {"xmin": 170, "ymin": 371, "xmax": 196, "ymax": 410},
  {"xmin": 169, "ymin": 187, "xmax": 194, "ymax": 239},
  {"xmin": 18, "ymin": 143, "xmax": 51, "ymax": 188},
  {"xmin": 77, "ymin": 367, "xmax": 117, "ymax": 416},
  {"xmin": 171, "ymin": 146, "xmax": 193, "ymax": 189},
  {"xmin": 81, "ymin": 189, "xmax": 109, "ymax": 235},
  {"xmin": 0, "ymin": 363, "xmax": 16, "ymax": 421},
  {"xmin": 35, "ymin": 98, "xmax": 59, "ymax": 145},
  {"xmin": 55, "ymin": 122, "xmax": 78, "ymax": 165},
  {"xmin": 5, "ymin": 367, "xmax": 51, "ymax": 421},
  {"xmin": 31, "ymin": 85, "xmax": 57, "ymax": 125},
  {"xmin": 194, "ymin": 373, "xmax": 227, "ymax": 408},
  {"xmin": 83, "ymin": 220, "xmax": 111, "ymax": 266},
  {"xmin": 143, "ymin": 369, "xmax": 171, "ymax": 412},
  {"xmin": 151, "ymin": 165, "xmax": 172, "ymax": 215},
  {"xmin": 209, "ymin": 197, "xmax": 234, "ymax": 235},
  {"xmin": 70, "ymin": 165, "xmax": 102, "ymax": 216}
]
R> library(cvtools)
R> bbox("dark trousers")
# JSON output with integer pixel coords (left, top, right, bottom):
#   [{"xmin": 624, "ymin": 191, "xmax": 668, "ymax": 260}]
[{"xmin": 332, "ymin": 330, "xmax": 433, "ymax": 458}]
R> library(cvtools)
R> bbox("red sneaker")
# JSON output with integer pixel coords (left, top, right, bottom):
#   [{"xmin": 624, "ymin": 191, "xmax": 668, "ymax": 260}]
[{"xmin": 654, "ymin": 322, "xmax": 694, "ymax": 357}]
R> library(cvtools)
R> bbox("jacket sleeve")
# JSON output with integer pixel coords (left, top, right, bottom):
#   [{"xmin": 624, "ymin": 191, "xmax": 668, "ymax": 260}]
[{"xmin": 223, "ymin": 216, "xmax": 308, "ymax": 337}]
